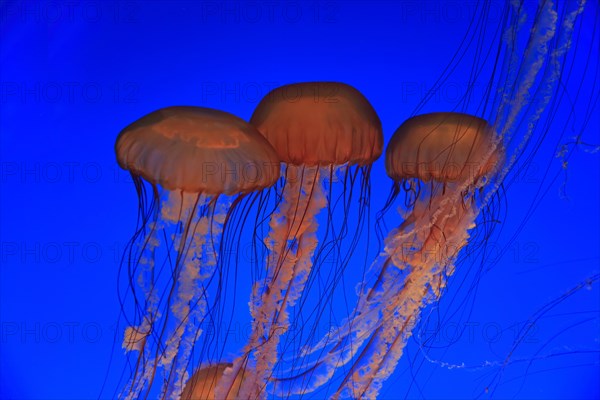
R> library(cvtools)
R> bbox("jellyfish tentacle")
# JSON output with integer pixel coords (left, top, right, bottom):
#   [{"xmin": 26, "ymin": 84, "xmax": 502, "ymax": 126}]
[
  {"xmin": 269, "ymin": 195, "xmax": 461, "ymax": 396},
  {"xmin": 216, "ymin": 166, "xmax": 307, "ymax": 399},
  {"xmin": 217, "ymin": 165, "xmax": 328, "ymax": 399},
  {"xmin": 121, "ymin": 214, "xmax": 164, "ymax": 399},
  {"xmin": 122, "ymin": 191, "xmax": 203, "ymax": 399},
  {"xmin": 164, "ymin": 198, "xmax": 230, "ymax": 399},
  {"xmin": 335, "ymin": 189, "xmax": 477, "ymax": 399},
  {"xmin": 253, "ymin": 167, "xmax": 327, "ymax": 397}
]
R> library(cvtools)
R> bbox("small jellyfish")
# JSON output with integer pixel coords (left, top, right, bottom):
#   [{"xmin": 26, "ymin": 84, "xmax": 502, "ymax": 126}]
[
  {"xmin": 181, "ymin": 363, "xmax": 259, "ymax": 400},
  {"xmin": 114, "ymin": 106, "xmax": 279, "ymax": 399}
]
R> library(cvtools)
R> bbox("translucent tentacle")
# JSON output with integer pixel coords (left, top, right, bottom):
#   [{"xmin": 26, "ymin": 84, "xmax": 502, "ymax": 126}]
[{"xmin": 216, "ymin": 165, "xmax": 327, "ymax": 399}]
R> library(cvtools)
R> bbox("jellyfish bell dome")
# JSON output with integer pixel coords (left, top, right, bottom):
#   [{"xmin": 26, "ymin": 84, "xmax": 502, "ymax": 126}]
[
  {"xmin": 250, "ymin": 82, "xmax": 383, "ymax": 166},
  {"xmin": 385, "ymin": 112, "xmax": 501, "ymax": 185},
  {"xmin": 181, "ymin": 363, "xmax": 259, "ymax": 400},
  {"xmin": 115, "ymin": 106, "xmax": 281, "ymax": 194}
]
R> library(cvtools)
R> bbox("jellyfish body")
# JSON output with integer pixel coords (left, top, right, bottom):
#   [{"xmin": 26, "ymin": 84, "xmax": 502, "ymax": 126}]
[
  {"xmin": 215, "ymin": 82, "xmax": 383, "ymax": 398},
  {"xmin": 181, "ymin": 363, "xmax": 259, "ymax": 400},
  {"xmin": 115, "ymin": 106, "xmax": 279, "ymax": 399},
  {"xmin": 332, "ymin": 113, "xmax": 502, "ymax": 399}
]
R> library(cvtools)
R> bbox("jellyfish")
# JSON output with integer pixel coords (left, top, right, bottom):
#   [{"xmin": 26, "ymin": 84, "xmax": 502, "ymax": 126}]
[
  {"xmin": 215, "ymin": 82, "xmax": 383, "ymax": 398},
  {"xmin": 331, "ymin": 112, "xmax": 503, "ymax": 398},
  {"xmin": 180, "ymin": 363, "xmax": 259, "ymax": 400},
  {"xmin": 113, "ymin": 106, "xmax": 279, "ymax": 399}
]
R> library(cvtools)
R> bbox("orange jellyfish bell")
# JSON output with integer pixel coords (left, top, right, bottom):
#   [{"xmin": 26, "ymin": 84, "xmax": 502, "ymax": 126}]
[
  {"xmin": 250, "ymin": 81, "xmax": 383, "ymax": 166},
  {"xmin": 116, "ymin": 106, "xmax": 280, "ymax": 194},
  {"xmin": 385, "ymin": 112, "xmax": 501, "ymax": 185},
  {"xmin": 181, "ymin": 363, "xmax": 259, "ymax": 400}
]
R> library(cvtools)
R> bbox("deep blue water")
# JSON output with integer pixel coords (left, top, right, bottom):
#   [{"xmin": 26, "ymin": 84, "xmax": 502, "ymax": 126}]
[{"xmin": 1, "ymin": 1, "xmax": 598, "ymax": 399}]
